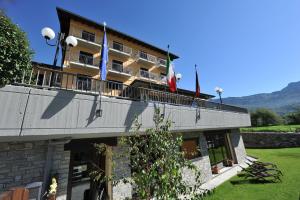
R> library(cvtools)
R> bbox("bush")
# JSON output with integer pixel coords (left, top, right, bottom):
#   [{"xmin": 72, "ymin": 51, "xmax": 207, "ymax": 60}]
[
  {"xmin": 251, "ymin": 108, "xmax": 283, "ymax": 127},
  {"xmin": 0, "ymin": 10, "xmax": 33, "ymax": 86},
  {"xmin": 284, "ymin": 109, "xmax": 300, "ymax": 125}
]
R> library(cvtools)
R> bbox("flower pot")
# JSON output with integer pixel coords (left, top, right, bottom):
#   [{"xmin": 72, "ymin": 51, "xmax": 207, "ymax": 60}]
[
  {"xmin": 212, "ymin": 166, "xmax": 219, "ymax": 174},
  {"xmin": 223, "ymin": 159, "xmax": 234, "ymax": 167}
]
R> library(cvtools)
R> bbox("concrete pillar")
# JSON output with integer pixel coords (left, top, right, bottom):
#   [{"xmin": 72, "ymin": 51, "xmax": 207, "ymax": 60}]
[{"xmin": 229, "ymin": 129, "xmax": 247, "ymax": 164}]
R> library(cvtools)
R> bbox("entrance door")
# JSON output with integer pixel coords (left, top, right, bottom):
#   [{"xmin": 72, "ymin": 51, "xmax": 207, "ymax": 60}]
[
  {"xmin": 205, "ymin": 131, "xmax": 232, "ymax": 167},
  {"xmin": 65, "ymin": 138, "xmax": 117, "ymax": 200}
]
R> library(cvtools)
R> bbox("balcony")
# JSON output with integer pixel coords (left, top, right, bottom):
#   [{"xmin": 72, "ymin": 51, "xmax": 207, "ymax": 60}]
[
  {"xmin": 138, "ymin": 70, "xmax": 160, "ymax": 82},
  {"xmin": 2, "ymin": 66, "xmax": 250, "ymax": 138},
  {"xmin": 69, "ymin": 54, "xmax": 99, "ymax": 70},
  {"xmin": 109, "ymin": 42, "xmax": 132, "ymax": 58},
  {"xmin": 157, "ymin": 58, "xmax": 167, "ymax": 68},
  {"xmin": 137, "ymin": 51, "xmax": 157, "ymax": 66},
  {"xmin": 107, "ymin": 62, "xmax": 132, "ymax": 77}
]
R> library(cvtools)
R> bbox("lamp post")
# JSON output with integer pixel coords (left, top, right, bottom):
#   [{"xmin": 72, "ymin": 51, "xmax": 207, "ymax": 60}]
[
  {"xmin": 41, "ymin": 27, "xmax": 78, "ymax": 70},
  {"xmin": 215, "ymin": 86, "xmax": 223, "ymax": 104}
]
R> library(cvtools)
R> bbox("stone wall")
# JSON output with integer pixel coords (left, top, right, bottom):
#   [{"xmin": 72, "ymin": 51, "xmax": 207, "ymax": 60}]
[
  {"xmin": 242, "ymin": 132, "xmax": 300, "ymax": 148},
  {"xmin": 111, "ymin": 144, "xmax": 132, "ymax": 200},
  {"xmin": 182, "ymin": 132, "xmax": 213, "ymax": 185},
  {"xmin": 0, "ymin": 140, "xmax": 70, "ymax": 200},
  {"xmin": 229, "ymin": 130, "xmax": 247, "ymax": 164}
]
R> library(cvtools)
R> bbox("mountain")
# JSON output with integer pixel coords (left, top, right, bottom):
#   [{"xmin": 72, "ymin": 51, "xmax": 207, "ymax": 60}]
[{"xmin": 220, "ymin": 81, "xmax": 300, "ymax": 114}]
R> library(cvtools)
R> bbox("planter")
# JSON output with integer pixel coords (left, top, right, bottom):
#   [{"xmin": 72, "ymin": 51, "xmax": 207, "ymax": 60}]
[
  {"xmin": 212, "ymin": 166, "xmax": 220, "ymax": 174},
  {"xmin": 223, "ymin": 159, "xmax": 234, "ymax": 167}
]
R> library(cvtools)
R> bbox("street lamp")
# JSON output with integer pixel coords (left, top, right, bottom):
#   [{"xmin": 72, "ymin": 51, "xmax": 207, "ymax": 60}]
[
  {"xmin": 41, "ymin": 27, "xmax": 78, "ymax": 70},
  {"xmin": 215, "ymin": 86, "xmax": 223, "ymax": 104}
]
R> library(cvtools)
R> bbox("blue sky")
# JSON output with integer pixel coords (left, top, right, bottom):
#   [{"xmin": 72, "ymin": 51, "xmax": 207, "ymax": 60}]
[{"xmin": 1, "ymin": 0, "xmax": 300, "ymax": 97}]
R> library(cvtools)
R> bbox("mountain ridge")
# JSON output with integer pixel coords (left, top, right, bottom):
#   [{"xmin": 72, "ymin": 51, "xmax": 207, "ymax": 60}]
[{"xmin": 220, "ymin": 81, "xmax": 300, "ymax": 114}]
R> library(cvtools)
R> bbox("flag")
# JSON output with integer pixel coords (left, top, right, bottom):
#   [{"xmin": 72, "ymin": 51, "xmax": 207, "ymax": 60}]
[
  {"xmin": 100, "ymin": 26, "xmax": 108, "ymax": 80},
  {"xmin": 195, "ymin": 67, "xmax": 200, "ymax": 97},
  {"xmin": 166, "ymin": 52, "xmax": 176, "ymax": 92}
]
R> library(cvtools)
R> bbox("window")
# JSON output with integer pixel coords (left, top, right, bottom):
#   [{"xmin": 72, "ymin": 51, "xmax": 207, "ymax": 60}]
[
  {"xmin": 160, "ymin": 73, "xmax": 166, "ymax": 82},
  {"xmin": 181, "ymin": 138, "xmax": 201, "ymax": 160},
  {"xmin": 140, "ymin": 68, "xmax": 149, "ymax": 78},
  {"xmin": 107, "ymin": 80, "xmax": 123, "ymax": 90},
  {"xmin": 112, "ymin": 41, "xmax": 123, "ymax": 52},
  {"xmin": 159, "ymin": 58, "xmax": 166, "ymax": 66},
  {"xmin": 205, "ymin": 133, "xmax": 231, "ymax": 166},
  {"xmin": 79, "ymin": 51, "xmax": 93, "ymax": 65},
  {"xmin": 112, "ymin": 60, "xmax": 123, "ymax": 72},
  {"xmin": 76, "ymin": 75, "xmax": 91, "ymax": 91},
  {"xmin": 139, "ymin": 51, "xmax": 148, "ymax": 60},
  {"xmin": 82, "ymin": 30, "xmax": 95, "ymax": 42}
]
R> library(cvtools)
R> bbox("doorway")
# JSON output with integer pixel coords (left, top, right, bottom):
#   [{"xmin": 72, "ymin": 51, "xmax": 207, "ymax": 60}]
[
  {"xmin": 65, "ymin": 138, "xmax": 117, "ymax": 200},
  {"xmin": 204, "ymin": 131, "xmax": 233, "ymax": 168}
]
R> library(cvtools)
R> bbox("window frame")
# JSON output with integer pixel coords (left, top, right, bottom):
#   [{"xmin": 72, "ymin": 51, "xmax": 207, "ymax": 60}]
[
  {"xmin": 181, "ymin": 137, "xmax": 201, "ymax": 160},
  {"xmin": 81, "ymin": 30, "xmax": 95, "ymax": 42},
  {"xmin": 79, "ymin": 51, "xmax": 94, "ymax": 65}
]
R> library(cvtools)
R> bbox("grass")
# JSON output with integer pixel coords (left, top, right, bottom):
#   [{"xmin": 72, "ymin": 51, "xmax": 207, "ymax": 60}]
[
  {"xmin": 241, "ymin": 124, "xmax": 300, "ymax": 133},
  {"xmin": 204, "ymin": 148, "xmax": 300, "ymax": 200}
]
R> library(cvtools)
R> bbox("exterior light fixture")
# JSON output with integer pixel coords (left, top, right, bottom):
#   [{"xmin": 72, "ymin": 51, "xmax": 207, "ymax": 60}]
[
  {"xmin": 176, "ymin": 73, "xmax": 182, "ymax": 81},
  {"xmin": 41, "ymin": 26, "xmax": 77, "ymax": 70},
  {"xmin": 215, "ymin": 87, "xmax": 223, "ymax": 104},
  {"xmin": 41, "ymin": 27, "xmax": 55, "ymax": 40},
  {"xmin": 65, "ymin": 36, "xmax": 78, "ymax": 47}
]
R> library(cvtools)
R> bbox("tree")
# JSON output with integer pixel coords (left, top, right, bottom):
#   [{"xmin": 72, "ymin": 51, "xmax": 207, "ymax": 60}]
[
  {"xmin": 0, "ymin": 10, "xmax": 33, "ymax": 86},
  {"xmin": 284, "ymin": 109, "xmax": 300, "ymax": 125},
  {"xmin": 251, "ymin": 108, "xmax": 283, "ymax": 127},
  {"xmin": 118, "ymin": 108, "xmax": 204, "ymax": 200}
]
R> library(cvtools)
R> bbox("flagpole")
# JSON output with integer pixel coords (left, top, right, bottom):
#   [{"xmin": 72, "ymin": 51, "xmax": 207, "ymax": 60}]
[
  {"xmin": 97, "ymin": 21, "xmax": 107, "ymax": 117},
  {"xmin": 195, "ymin": 64, "xmax": 197, "ymax": 98}
]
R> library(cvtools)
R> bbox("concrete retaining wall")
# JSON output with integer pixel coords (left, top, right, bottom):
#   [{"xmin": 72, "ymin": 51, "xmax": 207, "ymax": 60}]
[{"xmin": 242, "ymin": 132, "xmax": 300, "ymax": 148}]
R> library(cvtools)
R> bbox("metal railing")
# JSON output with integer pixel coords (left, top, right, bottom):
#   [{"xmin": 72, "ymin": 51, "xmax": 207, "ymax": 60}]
[
  {"xmin": 107, "ymin": 62, "xmax": 133, "ymax": 75},
  {"xmin": 109, "ymin": 42, "xmax": 132, "ymax": 55},
  {"xmin": 82, "ymin": 31, "xmax": 96, "ymax": 42},
  {"xmin": 138, "ymin": 51, "xmax": 157, "ymax": 63},
  {"xmin": 139, "ymin": 70, "xmax": 160, "ymax": 81},
  {"xmin": 13, "ymin": 66, "xmax": 248, "ymax": 114},
  {"xmin": 79, "ymin": 54, "xmax": 94, "ymax": 65},
  {"xmin": 157, "ymin": 58, "xmax": 167, "ymax": 66}
]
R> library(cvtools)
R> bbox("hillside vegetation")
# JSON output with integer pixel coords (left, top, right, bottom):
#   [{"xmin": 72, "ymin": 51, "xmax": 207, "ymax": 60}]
[{"xmin": 221, "ymin": 81, "xmax": 300, "ymax": 114}]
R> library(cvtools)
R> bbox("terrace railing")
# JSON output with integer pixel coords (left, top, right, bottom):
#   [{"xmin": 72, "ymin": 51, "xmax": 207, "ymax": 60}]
[{"xmin": 13, "ymin": 66, "xmax": 248, "ymax": 114}]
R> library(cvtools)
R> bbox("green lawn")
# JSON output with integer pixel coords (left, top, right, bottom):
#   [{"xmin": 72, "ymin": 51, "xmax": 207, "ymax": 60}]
[
  {"xmin": 204, "ymin": 148, "xmax": 300, "ymax": 200},
  {"xmin": 241, "ymin": 124, "xmax": 300, "ymax": 133}
]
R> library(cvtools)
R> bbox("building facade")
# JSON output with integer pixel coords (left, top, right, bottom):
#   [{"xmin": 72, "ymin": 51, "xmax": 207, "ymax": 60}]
[{"xmin": 0, "ymin": 7, "xmax": 251, "ymax": 200}]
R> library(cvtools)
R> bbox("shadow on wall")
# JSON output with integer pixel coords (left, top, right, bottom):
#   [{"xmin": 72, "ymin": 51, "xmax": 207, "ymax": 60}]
[
  {"xmin": 124, "ymin": 100, "xmax": 148, "ymax": 132},
  {"xmin": 41, "ymin": 90, "xmax": 76, "ymax": 119},
  {"xmin": 230, "ymin": 131, "xmax": 241, "ymax": 149},
  {"xmin": 85, "ymin": 95, "xmax": 98, "ymax": 127}
]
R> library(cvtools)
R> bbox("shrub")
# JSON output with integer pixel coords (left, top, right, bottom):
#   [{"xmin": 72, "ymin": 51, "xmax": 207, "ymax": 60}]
[
  {"xmin": 284, "ymin": 109, "xmax": 300, "ymax": 125},
  {"xmin": 251, "ymin": 108, "xmax": 283, "ymax": 127}
]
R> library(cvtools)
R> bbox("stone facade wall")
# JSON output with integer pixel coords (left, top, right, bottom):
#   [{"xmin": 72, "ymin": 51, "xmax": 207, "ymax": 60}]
[
  {"xmin": 242, "ymin": 132, "xmax": 300, "ymax": 148},
  {"xmin": 0, "ymin": 140, "xmax": 70, "ymax": 199},
  {"xmin": 182, "ymin": 132, "xmax": 212, "ymax": 185},
  {"xmin": 111, "ymin": 144, "xmax": 132, "ymax": 200},
  {"xmin": 229, "ymin": 130, "xmax": 247, "ymax": 164}
]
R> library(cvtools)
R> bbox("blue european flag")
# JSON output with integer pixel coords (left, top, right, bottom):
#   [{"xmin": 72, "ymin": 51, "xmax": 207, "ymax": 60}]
[{"xmin": 100, "ymin": 28, "xmax": 108, "ymax": 80}]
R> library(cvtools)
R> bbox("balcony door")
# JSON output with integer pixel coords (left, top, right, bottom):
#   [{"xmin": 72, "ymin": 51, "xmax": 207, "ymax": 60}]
[
  {"xmin": 112, "ymin": 60, "xmax": 123, "ymax": 73},
  {"xmin": 77, "ymin": 75, "xmax": 92, "ymax": 91},
  {"xmin": 79, "ymin": 51, "xmax": 93, "ymax": 65}
]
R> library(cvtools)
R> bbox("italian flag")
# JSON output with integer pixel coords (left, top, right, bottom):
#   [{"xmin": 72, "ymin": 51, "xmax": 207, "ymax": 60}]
[{"xmin": 166, "ymin": 52, "xmax": 177, "ymax": 92}]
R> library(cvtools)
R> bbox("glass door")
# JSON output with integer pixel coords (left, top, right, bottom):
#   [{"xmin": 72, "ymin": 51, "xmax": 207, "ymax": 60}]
[{"xmin": 205, "ymin": 132, "xmax": 232, "ymax": 166}]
